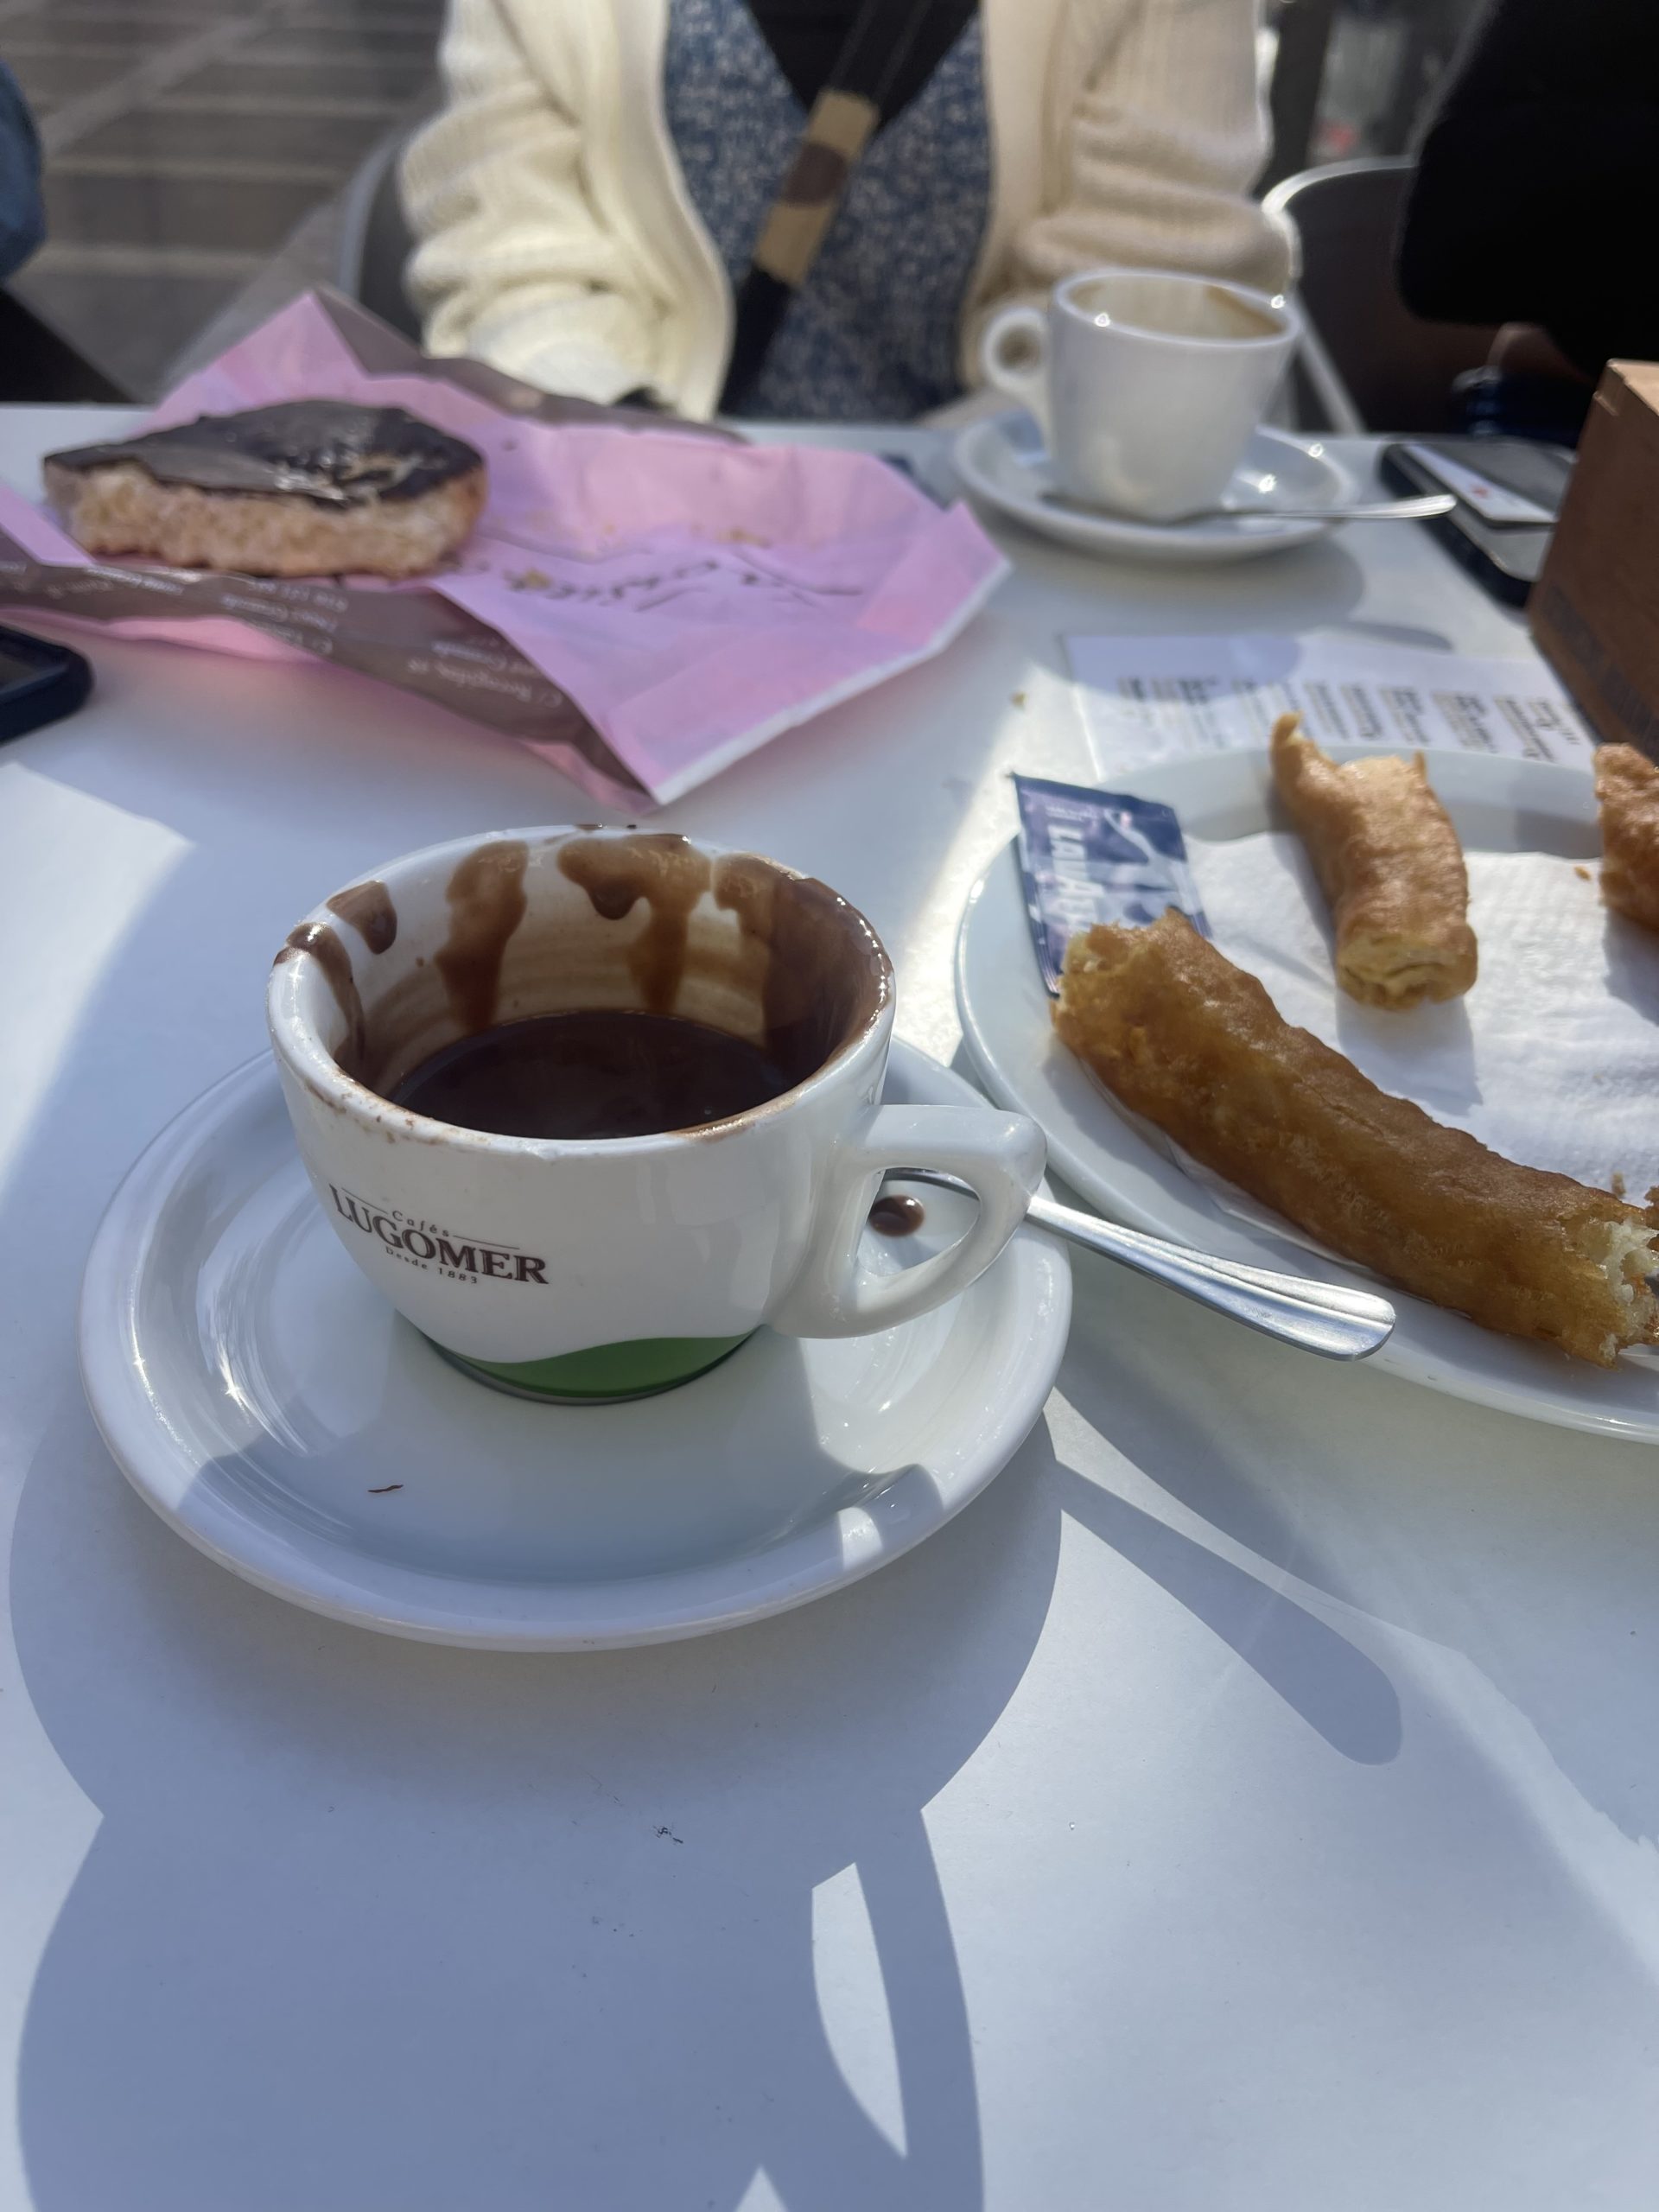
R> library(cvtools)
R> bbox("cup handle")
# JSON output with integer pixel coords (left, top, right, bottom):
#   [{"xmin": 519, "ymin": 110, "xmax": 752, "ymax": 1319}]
[
  {"xmin": 768, "ymin": 1104, "xmax": 1046, "ymax": 1338},
  {"xmin": 977, "ymin": 302, "xmax": 1050, "ymax": 431}
]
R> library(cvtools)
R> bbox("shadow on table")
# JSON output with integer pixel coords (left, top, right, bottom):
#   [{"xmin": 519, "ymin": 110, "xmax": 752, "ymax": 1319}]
[
  {"xmin": 1048, "ymin": 1458, "xmax": 1402, "ymax": 1764},
  {"xmin": 1055, "ymin": 1240, "xmax": 1659, "ymax": 1856},
  {"xmin": 11, "ymin": 1258, "xmax": 1414, "ymax": 2209},
  {"xmin": 12, "ymin": 1369, "xmax": 1064, "ymax": 2212}
]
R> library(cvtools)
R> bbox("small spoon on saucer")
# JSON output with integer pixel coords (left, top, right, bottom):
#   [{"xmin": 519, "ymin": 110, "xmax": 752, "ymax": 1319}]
[
  {"xmin": 877, "ymin": 1170, "xmax": 1395, "ymax": 1361},
  {"xmin": 1039, "ymin": 487, "xmax": 1455, "ymax": 527}
]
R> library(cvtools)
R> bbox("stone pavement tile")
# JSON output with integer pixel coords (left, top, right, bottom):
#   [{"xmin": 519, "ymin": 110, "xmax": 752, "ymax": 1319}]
[
  {"xmin": 239, "ymin": 24, "xmax": 437, "ymax": 60},
  {"xmin": 165, "ymin": 56, "xmax": 432, "ymax": 104},
  {"xmin": 3, "ymin": 19, "xmax": 194, "ymax": 51},
  {"xmin": 281, "ymin": 3, "xmax": 443, "ymax": 25},
  {"xmin": 35, "ymin": 0, "xmax": 270, "ymax": 16},
  {"xmin": 44, "ymin": 168, "xmax": 324, "ymax": 254},
  {"xmin": 8, "ymin": 50, "xmax": 149, "ymax": 113},
  {"xmin": 67, "ymin": 102, "xmax": 385, "ymax": 169}
]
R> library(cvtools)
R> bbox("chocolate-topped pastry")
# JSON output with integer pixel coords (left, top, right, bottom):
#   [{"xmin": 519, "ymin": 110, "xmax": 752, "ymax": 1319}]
[{"xmin": 44, "ymin": 401, "xmax": 488, "ymax": 578}]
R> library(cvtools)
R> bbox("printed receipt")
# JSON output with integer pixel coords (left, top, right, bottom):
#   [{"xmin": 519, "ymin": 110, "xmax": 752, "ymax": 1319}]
[{"xmin": 1065, "ymin": 633, "xmax": 1595, "ymax": 772}]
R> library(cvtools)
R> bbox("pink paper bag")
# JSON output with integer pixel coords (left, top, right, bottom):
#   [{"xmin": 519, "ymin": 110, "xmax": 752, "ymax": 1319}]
[{"xmin": 0, "ymin": 290, "xmax": 1007, "ymax": 805}]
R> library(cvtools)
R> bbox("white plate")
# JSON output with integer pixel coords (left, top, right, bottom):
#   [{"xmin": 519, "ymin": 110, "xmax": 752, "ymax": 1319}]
[
  {"xmin": 79, "ymin": 1043, "xmax": 1072, "ymax": 1648},
  {"xmin": 956, "ymin": 747, "xmax": 1659, "ymax": 1443},
  {"xmin": 950, "ymin": 410, "xmax": 1361, "ymax": 565}
]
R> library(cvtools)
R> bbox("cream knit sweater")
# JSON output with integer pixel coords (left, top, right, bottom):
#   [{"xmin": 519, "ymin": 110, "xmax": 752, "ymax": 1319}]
[{"xmin": 402, "ymin": 0, "xmax": 1293, "ymax": 419}]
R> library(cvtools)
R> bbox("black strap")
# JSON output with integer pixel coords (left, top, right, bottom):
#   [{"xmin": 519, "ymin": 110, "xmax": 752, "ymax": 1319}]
[
  {"xmin": 746, "ymin": 0, "xmax": 976, "ymax": 118},
  {"xmin": 720, "ymin": 0, "xmax": 951, "ymax": 412}
]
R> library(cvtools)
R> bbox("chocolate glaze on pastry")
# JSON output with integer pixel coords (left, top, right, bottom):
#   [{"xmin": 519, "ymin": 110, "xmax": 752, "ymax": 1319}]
[{"xmin": 45, "ymin": 402, "xmax": 484, "ymax": 511}]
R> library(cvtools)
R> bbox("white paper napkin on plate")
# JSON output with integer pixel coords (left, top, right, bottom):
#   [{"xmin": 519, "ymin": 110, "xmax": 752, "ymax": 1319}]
[{"xmin": 1162, "ymin": 832, "xmax": 1659, "ymax": 1255}]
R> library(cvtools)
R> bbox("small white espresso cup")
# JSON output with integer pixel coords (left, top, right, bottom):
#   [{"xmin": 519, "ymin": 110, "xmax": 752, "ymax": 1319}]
[
  {"xmin": 268, "ymin": 828, "xmax": 1045, "ymax": 1402},
  {"xmin": 980, "ymin": 268, "xmax": 1300, "ymax": 523}
]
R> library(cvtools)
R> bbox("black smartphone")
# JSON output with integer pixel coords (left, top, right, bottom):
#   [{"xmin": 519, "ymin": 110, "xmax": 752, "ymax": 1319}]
[
  {"xmin": 877, "ymin": 448, "xmax": 946, "ymax": 503},
  {"xmin": 1378, "ymin": 436, "xmax": 1575, "ymax": 607},
  {"xmin": 0, "ymin": 623, "xmax": 93, "ymax": 741}
]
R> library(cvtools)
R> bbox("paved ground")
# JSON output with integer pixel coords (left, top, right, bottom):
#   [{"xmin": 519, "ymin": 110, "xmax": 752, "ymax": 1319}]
[{"xmin": 4, "ymin": 0, "xmax": 442, "ymax": 397}]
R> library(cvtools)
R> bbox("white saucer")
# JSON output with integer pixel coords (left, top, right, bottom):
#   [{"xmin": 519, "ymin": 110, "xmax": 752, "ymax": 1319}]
[
  {"xmin": 951, "ymin": 410, "xmax": 1361, "ymax": 565},
  {"xmin": 956, "ymin": 747, "xmax": 1659, "ymax": 1445},
  {"xmin": 79, "ymin": 1043, "xmax": 1071, "ymax": 1649}
]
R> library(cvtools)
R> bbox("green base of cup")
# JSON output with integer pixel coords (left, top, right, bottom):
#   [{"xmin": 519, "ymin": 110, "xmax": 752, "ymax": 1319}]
[{"xmin": 429, "ymin": 1330, "xmax": 755, "ymax": 1404}]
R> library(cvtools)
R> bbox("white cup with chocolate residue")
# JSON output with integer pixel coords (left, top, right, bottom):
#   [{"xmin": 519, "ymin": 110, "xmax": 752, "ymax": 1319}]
[
  {"xmin": 268, "ymin": 829, "xmax": 1046, "ymax": 1402},
  {"xmin": 980, "ymin": 267, "xmax": 1299, "ymax": 522}
]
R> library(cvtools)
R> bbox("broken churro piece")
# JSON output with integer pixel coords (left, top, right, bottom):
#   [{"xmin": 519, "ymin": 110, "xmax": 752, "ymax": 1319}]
[
  {"xmin": 1055, "ymin": 912, "xmax": 1659, "ymax": 1366},
  {"xmin": 1270, "ymin": 713, "xmax": 1477, "ymax": 1007},
  {"xmin": 1595, "ymin": 743, "xmax": 1659, "ymax": 932}
]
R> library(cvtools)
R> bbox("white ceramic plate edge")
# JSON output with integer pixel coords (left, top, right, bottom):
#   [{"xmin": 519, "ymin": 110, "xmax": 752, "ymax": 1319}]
[{"xmin": 79, "ymin": 1045, "xmax": 1074, "ymax": 1649}]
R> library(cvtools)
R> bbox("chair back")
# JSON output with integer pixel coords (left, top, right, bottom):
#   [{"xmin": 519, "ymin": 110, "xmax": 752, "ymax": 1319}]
[
  {"xmin": 1266, "ymin": 156, "xmax": 1497, "ymax": 431},
  {"xmin": 335, "ymin": 126, "xmax": 422, "ymax": 341}
]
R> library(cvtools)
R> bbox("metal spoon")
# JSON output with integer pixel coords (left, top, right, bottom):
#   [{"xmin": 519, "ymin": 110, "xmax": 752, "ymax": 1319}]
[
  {"xmin": 880, "ymin": 1170, "xmax": 1395, "ymax": 1362},
  {"xmin": 1039, "ymin": 487, "xmax": 1455, "ymax": 526}
]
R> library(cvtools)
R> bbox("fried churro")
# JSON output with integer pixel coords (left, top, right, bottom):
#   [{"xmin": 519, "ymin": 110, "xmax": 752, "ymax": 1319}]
[
  {"xmin": 1595, "ymin": 743, "xmax": 1659, "ymax": 932},
  {"xmin": 1055, "ymin": 911, "xmax": 1659, "ymax": 1366},
  {"xmin": 1270, "ymin": 713, "xmax": 1477, "ymax": 1008}
]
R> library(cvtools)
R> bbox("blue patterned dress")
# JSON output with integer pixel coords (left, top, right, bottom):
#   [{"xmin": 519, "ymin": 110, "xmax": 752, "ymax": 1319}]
[{"xmin": 662, "ymin": 0, "xmax": 992, "ymax": 420}]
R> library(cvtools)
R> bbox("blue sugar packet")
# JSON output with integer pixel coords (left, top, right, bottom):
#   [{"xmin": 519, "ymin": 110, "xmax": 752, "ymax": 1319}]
[{"xmin": 1013, "ymin": 773, "xmax": 1208, "ymax": 996}]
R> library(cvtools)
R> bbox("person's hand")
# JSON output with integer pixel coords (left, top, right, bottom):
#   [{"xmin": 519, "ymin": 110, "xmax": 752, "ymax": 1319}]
[{"xmin": 1488, "ymin": 323, "xmax": 1592, "ymax": 384}]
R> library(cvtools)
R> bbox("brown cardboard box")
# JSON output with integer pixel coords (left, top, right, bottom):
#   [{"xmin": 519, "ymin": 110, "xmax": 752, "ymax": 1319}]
[{"xmin": 1531, "ymin": 361, "xmax": 1659, "ymax": 755}]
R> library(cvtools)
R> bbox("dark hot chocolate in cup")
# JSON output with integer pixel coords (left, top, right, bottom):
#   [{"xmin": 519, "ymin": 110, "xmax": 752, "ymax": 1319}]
[{"xmin": 269, "ymin": 829, "xmax": 1044, "ymax": 1402}]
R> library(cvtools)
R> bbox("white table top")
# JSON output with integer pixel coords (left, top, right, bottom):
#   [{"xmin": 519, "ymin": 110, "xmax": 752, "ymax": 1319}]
[{"xmin": 3, "ymin": 408, "xmax": 1654, "ymax": 2212}]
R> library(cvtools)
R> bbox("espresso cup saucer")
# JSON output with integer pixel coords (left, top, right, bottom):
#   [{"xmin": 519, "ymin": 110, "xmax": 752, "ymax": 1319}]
[
  {"xmin": 951, "ymin": 410, "xmax": 1361, "ymax": 566},
  {"xmin": 79, "ymin": 1043, "xmax": 1072, "ymax": 1650}
]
